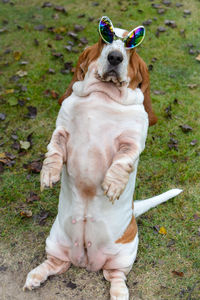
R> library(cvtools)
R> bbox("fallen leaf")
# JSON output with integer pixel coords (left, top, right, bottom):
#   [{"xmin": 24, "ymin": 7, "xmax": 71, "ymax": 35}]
[
  {"xmin": 142, "ymin": 19, "xmax": 152, "ymax": 26},
  {"xmin": 26, "ymin": 191, "xmax": 40, "ymax": 203},
  {"xmin": 52, "ymin": 52, "xmax": 63, "ymax": 58},
  {"xmin": 51, "ymin": 90, "xmax": 59, "ymax": 99},
  {"xmin": 8, "ymin": 97, "xmax": 18, "ymax": 106},
  {"xmin": 20, "ymin": 210, "xmax": 32, "ymax": 218},
  {"xmin": 79, "ymin": 37, "xmax": 88, "ymax": 45},
  {"xmin": 152, "ymin": 3, "xmax": 162, "ymax": 9},
  {"xmin": 162, "ymin": 0, "xmax": 171, "ymax": 6},
  {"xmin": 77, "ymin": 14, "xmax": 85, "ymax": 18},
  {"xmin": 193, "ymin": 213, "xmax": 200, "ymax": 220},
  {"xmin": 164, "ymin": 105, "xmax": 172, "ymax": 118},
  {"xmin": 26, "ymin": 106, "xmax": 37, "ymax": 119},
  {"xmin": 164, "ymin": 20, "xmax": 177, "ymax": 28},
  {"xmin": 20, "ymin": 140, "xmax": 31, "ymax": 150},
  {"xmin": 196, "ymin": 54, "xmax": 200, "ymax": 61},
  {"xmin": 157, "ymin": 8, "xmax": 165, "ymax": 14},
  {"xmin": 64, "ymin": 45, "xmax": 72, "ymax": 52},
  {"xmin": 0, "ymin": 152, "xmax": 6, "ymax": 159},
  {"xmin": 48, "ymin": 68, "xmax": 55, "ymax": 74},
  {"xmin": 74, "ymin": 24, "xmax": 85, "ymax": 32},
  {"xmin": 68, "ymin": 31, "xmax": 78, "ymax": 40},
  {"xmin": 153, "ymin": 90, "xmax": 166, "ymax": 95},
  {"xmin": 179, "ymin": 124, "xmax": 193, "ymax": 133},
  {"xmin": 53, "ymin": 26, "xmax": 66, "ymax": 34},
  {"xmin": 63, "ymin": 61, "xmax": 73, "ymax": 71},
  {"xmin": 55, "ymin": 34, "xmax": 63, "ymax": 40},
  {"xmin": 11, "ymin": 141, "xmax": 20, "ymax": 151},
  {"xmin": 0, "ymin": 27, "xmax": 7, "ymax": 33},
  {"xmin": 34, "ymin": 24, "xmax": 46, "ymax": 31},
  {"xmin": 11, "ymin": 134, "xmax": 18, "ymax": 140},
  {"xmin": 167, "ymin": 239, "xmax": 175, "ymax": 247},
  {"xmin": 34, "ymin": 210, "xmax": 49, "ymax": 225},
  {"xmin": 5, "ymin": 152, "xmax": 16, "ymax": 160},
  {"xmin": 34, "ymin": 38, "xmax": 39, "ymax": 46},
  {"xmin": 148, "ymin": 64, "xmax": 153, "ymax": 71},
  {"xmin": 42, "ymin": 2, "xmax": 52, "ymax": 8},
  {"xmin": 159, "ymin": 226, "xmax": 167, "ymax": 235},
  {"xmin": 13, "ymin": 51, "xmax": 22, "ymax": 61},
  {"xmin": 189, "ymin": 49, "xmax": 196, "ymax": 55},
  {"xmin": 190, "ymin": 139, "xmax": 197, "ymax": 146},
  {"xmin": 66, "ymin": 281, "xmax": 77, "ymax": 289},
  {"xmin": 54, "ymin": 5, "xmax": 67, "ymax": 13},
  {"xmin": 16, "ymin": 70, "xmax": 28, "ymax": 77},
  {"xmin": 24, "ymin": 160, "xmax": 42, "ymax": 173},
  {"xmin": 5, "ymin": 89, "xmax": 14, "ymax": 94},
  {"xmin": 168, "ymin": 138, "xmax": 178, "ymax": 150},
  {"xmin": 187, "ymin": 83, "xmax": 197, "ymax": 89},
  {"xmin": 183, "ymin": 10, "xmax": 191, "ymax": 15},
  {"xmin": 176, "ymin": 3, "xmax": 183, "ymax": 7},
  {"xmin": 172, "ymin": 270, "xmax": 184, "ymax": 277},
  {"xmin": 157, "ymin": 26, "xmax": 166, "ymax": 32},
  {"xmin": 0, "ymin": 113, "xmax": 6, "ymax": 121},
  {"xmin": 9, "ymin": 75, "xmax": 20, "ymax": 82}
]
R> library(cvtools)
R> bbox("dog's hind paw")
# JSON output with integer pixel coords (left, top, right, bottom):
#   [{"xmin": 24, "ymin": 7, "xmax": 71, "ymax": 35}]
[
  {"xmin": 23, "ymin": 270, "xmax": 46, "ymax": 291},
  {"xmin": 110, "ymin": 282, "xmax": 129, "ymax": 300}
]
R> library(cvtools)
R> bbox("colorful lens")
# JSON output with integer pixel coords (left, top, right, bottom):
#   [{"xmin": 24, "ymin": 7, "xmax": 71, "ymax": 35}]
[
  {"xmin": 124, "ymin": 26, "xmax": 145, "ymax": 49},
  {"xmin": 99, "ymin": 16, "xmax": 114, "ymax": 44}
]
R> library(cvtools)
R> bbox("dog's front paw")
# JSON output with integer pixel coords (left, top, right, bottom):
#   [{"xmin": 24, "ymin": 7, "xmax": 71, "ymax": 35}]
[
  {"xmin": 102, "ymin": 177, "xmax": 126, "ymax": 204},
  {"xmin": 40, "ymin": 164, "xmax": 61, "ymax": 192},
  {"xmin": 102, "ymin": 167, "xmax": 129, "ymax": 204}
]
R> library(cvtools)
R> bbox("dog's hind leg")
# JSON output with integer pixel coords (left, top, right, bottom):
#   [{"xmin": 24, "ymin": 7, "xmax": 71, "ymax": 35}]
[
  {"xmin": 23, "ymin": 254, "xmax": 71, "ymax": 291},
  {"xmin": 103, "ymin": 269, "xmax": 130, "ymax": 300}
]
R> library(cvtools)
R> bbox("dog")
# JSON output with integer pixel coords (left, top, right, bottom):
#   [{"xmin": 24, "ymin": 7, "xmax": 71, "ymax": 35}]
[{"xmin": 23, "ymin": 17, "xmax": 182, "ymax": 299}]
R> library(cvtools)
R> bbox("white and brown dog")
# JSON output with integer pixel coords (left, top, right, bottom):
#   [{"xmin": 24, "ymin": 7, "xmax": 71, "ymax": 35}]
[{"xmin": 23, "ymin": 17, "xmax": 182, "ymax": 299}]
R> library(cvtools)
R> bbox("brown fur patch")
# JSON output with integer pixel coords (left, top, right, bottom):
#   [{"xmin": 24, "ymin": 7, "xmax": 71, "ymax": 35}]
[
  {"xmin": 79, "ymin": 182, "xmax": 96, "ymax": 199},
  {"xmin": 122, "ymin": 31, "xmax": 129, "ymax": 38},
  {"xmin": 58, "ymin": 38, "xmax": 104, "ymax": 104},
  {"xmin": 115, "ymin": 216, "xmax": 137, "ymax": 244},
  {"xmin": 128, "ymin": 50, "xmax": 157, "ymax": 126}
]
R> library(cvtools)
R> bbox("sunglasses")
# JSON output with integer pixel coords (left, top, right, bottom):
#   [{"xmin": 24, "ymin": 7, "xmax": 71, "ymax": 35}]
[{"xmin": 99, "ymin": 16, "xmax": 145, "ymax": 49}]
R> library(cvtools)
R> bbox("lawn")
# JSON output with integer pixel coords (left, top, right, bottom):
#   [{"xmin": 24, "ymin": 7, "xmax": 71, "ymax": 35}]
[{"xmin": 0, "ymin": 0, "xmax": 200, "ymax": 299}]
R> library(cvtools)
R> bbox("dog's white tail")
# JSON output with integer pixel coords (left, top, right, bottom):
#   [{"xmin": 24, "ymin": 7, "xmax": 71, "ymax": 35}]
[{"xmin": 134, "ymin": 189, "xmax": 183, "ymax": 218}]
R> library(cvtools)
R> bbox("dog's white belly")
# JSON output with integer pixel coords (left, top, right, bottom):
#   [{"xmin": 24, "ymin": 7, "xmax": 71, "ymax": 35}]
[
  {"xmin": 46, "ymin": 164, "xmax": 138, "ymax": 271},
  {"xmin": 45, "ymin": 92, "xmax": 147, "ymax": 270}
]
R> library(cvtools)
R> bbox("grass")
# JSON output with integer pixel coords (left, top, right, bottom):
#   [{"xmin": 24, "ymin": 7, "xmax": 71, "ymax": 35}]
[{"xmin": 0, "ymin": 0, "xmax": 200, "ymax": 299}]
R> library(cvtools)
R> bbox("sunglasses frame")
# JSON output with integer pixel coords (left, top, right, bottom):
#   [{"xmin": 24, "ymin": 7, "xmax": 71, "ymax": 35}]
[{"xmin": 98, "ymin": 16, "xmax": 145, "ymax": 50}]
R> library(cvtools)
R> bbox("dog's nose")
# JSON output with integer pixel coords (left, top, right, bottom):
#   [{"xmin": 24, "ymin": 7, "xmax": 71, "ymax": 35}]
[{"xmin": 108, "ymin": 51, "xmax": 123, "ymax": 66}]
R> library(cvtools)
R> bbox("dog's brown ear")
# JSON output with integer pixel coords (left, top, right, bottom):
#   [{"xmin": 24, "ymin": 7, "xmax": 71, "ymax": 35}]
[
  {"xmin": 58, "ymin": 39, "xmax": 104, "ymax": 105},
  {"xmin": 128, "ymin": 51, "xmax": 158, "ymax": 126}
]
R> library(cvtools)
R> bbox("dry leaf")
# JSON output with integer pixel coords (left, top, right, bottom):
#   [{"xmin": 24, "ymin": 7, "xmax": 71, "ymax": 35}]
[
  {"xmin": 5, "ymin": 89, "xmax": 14, "ymax": 94},
  {"xmin": 196, "ymin": 54, "xmax": 200, "ymax": 61},
  {"xmin": 13, "ymin": 51, "xmax": 22, "ymax": 61},
  {"xmin": 16, "ymin": 70, "xmax": 28, "ymax": 77},
  {"xmin": 159, "ymin": 226, "xmax": 167, "ymax": 235},
  {"xmin": 20, "ymin": 141, "xmax": 31, "ymax": 150},
  {"xmin": 0, "ymin": 153, "xmax": 6, "ymax": 159},
  {"xmin": 172, "ymin": 270, "xmax": 184, "ymax": 277},
  {"xmin": 20, "ymin": 210, "xmax": 32, "ymax": 218}
]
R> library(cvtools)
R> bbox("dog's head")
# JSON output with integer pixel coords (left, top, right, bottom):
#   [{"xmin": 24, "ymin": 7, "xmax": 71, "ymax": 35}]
[{"xmin": 59, "ymin": 17, "xmax": 157, "ymax": 125}]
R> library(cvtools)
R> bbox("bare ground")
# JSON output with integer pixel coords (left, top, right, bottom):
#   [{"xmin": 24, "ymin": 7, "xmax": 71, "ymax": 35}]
[{"xmin": 1, "ymin": 237, "xmax": 200, "ymax": 300}]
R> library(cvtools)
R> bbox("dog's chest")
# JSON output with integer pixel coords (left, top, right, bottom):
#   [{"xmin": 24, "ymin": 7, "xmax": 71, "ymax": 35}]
[{"xmin": 58, "ymin": 94, "xmax": 145, "ymax": 182}]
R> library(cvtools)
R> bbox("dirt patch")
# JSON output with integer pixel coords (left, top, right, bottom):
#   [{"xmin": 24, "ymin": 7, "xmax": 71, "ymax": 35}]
[{"xmin": 0, "ymin": 242, "xmax": 110, "ymax": 300}]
